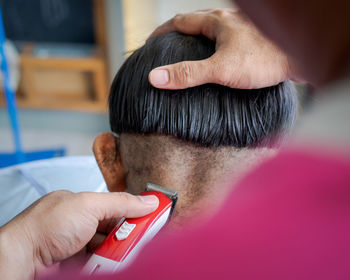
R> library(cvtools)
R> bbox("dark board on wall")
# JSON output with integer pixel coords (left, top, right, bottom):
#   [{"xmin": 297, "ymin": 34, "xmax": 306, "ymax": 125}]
[{"xmin": 0, "ymin": 0, "xmax": 95, "ymax": 44}]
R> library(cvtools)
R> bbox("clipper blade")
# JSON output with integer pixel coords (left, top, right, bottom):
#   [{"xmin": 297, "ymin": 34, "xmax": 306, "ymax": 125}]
[{"xmin": 146, "ymin": 183, "xmax": 178, "ymax": 218}]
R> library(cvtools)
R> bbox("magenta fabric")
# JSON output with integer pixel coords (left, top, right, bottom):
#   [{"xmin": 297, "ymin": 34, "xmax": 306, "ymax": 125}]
[{"xmin": 49, "ymin": 149, "xmax": 350, "ymax": 280}]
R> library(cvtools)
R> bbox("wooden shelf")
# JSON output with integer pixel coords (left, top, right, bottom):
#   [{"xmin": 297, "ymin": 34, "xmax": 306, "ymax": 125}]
[
  {"xmin": 3, "ymin": 0, "xmax": 110, "ymax": 113},
  {"xmin": 18, "ymin": 44, "xmax": 108, "ymax": 113}
]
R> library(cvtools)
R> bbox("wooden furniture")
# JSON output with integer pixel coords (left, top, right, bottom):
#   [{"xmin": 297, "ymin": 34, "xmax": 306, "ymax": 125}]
[
  {"xmin": 18, "ymin": 43, "xmax": 108, "ymax": 112},
  {"xmin": 2, "ymin": 0, "xmax": 109, "ymax": 113}
]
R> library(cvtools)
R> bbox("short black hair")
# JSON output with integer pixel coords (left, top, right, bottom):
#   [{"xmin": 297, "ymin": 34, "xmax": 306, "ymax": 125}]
[{"xmin": 109, "ymin": 32, "xmax": 298, "ymax": 148}]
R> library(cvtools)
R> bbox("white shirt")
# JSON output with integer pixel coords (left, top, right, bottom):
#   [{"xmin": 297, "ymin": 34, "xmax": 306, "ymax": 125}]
[{"xmin": 0, "ymin": 156, "xmax": 107, "ymax": 226}]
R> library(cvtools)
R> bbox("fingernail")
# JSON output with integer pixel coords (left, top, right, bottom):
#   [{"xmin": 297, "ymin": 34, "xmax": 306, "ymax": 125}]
[
  {"xmin": 138, "ymin": 195, "xmax": 159, "ymax": 205},
  {"xmin": 150, "ymin": 69, "xmax": 169, "ymax": 86}
]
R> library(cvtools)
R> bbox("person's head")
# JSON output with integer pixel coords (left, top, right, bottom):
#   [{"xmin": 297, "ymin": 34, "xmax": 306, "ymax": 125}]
[{"xmin": 94, "ymin": 32, "xmax": 298, "ymax": 226}]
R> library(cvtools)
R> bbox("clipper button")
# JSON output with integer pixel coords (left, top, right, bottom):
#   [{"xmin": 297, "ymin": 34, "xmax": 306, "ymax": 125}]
[{"xmin": 116, "ymin": 221, "xmax": 136, "ymax": 241}]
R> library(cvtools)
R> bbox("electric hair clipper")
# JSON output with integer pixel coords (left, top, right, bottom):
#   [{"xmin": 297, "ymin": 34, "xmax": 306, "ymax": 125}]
[{"xmin": 82, "ymin": 183, "xmax": 178, "ymax": 275}]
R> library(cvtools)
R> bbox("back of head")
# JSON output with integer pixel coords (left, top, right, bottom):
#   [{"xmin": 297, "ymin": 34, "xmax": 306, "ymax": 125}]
[
  {"xmin": 109, "ymin": 32, "xmax": 298, "ymax": 148},
  {"xmin": 108, "ymin": 32, "xmax": 298, "ymax": 224}
]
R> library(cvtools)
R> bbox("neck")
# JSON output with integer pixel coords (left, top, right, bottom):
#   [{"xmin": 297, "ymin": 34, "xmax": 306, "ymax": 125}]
[
  {"xmin": 122, "ymin": 134, "xmax": 277, "ymax": 228},
  {"xmin": 157, "ymin": 146, "xmax": 277, "ymax": 229}
]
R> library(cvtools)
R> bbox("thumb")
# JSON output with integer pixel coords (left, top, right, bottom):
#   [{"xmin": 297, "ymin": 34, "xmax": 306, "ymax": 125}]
[
  {"xmin": 149, "ymin": 58, "xmax": 214, "ymax": 90},
  {"xmin": 83, "ymin": 192, "xmax": 159, "ymax": 221}
]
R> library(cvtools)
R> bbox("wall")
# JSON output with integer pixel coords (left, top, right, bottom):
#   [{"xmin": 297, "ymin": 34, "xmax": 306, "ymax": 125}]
[
  {"xmin": 156, "ymin": 0, "xmax": 233, "ymax": 24},
  {"xmin": 105, "ymin": 0, "xmax": 234, "ymax": 78},
  {"xmin": 104, "ymin": 0, "xmax": 125, "ymax": 81}
]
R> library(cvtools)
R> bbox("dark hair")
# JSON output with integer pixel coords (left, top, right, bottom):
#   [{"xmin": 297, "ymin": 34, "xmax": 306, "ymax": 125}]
[{"xmin": 109, "ymin": 32, "xmax": 298, "ymax": 148}]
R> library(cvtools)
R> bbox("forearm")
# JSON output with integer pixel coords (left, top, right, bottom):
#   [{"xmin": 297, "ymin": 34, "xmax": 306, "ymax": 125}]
[{"xmin": 0, "ymin": 223, "xmax": 36, "ymax": 280}]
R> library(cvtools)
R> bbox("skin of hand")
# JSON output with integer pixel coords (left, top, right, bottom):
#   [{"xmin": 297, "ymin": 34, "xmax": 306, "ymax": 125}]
[
  {"xmin": 0, "ymin": 190, "xmax": 159, "ymax": 280},
  {"xmin": 148, "ymin": 9, "xmax": 301, "ymax": 90}
]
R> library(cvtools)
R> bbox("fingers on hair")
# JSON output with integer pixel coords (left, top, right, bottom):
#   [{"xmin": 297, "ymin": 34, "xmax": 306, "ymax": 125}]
[{"xmin": 110, "ymin": 32, "xmax": 298, "ymax": 148}]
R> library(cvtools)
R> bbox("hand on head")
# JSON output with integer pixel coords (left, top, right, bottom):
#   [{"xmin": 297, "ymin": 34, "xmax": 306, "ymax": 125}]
[
  {"xmin": 0, "ymin": 190, "xmax": 158, "ymax": 280},
  {"xmin": 148, "ymin": 9, "xmax": 299, "ymax": 90}
]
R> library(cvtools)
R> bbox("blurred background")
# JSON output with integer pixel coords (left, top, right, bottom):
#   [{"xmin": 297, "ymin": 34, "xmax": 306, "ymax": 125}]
[{"xmin": 0, "ymin": 0, "xmax": 232, "ymax": 158}]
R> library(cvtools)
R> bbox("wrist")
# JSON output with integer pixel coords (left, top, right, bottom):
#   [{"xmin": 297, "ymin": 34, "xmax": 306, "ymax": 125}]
[{"xmin": 0, "ymin": 223, "xmax": 36, "ymax": 280}]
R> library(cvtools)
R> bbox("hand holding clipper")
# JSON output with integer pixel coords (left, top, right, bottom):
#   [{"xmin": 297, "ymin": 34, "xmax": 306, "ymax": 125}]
[{"xmin": 82, "ymin": 183, "xmax": 178, "ymax": 275}]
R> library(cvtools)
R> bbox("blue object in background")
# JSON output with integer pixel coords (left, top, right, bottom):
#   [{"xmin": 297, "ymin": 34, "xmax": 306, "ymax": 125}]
[
  {"xmin": 0, "ymin": 8, "xmax": 65, "ymax": 168},
  {"xmin": 0, "ymin": 149, "xmax": 66, "ymax": 168}
]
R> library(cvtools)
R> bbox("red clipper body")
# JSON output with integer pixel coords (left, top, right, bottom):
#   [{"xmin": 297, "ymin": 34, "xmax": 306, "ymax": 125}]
[{"xmin": 82, "ymin": 183, "xmax": 178, "ymax": 275}]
